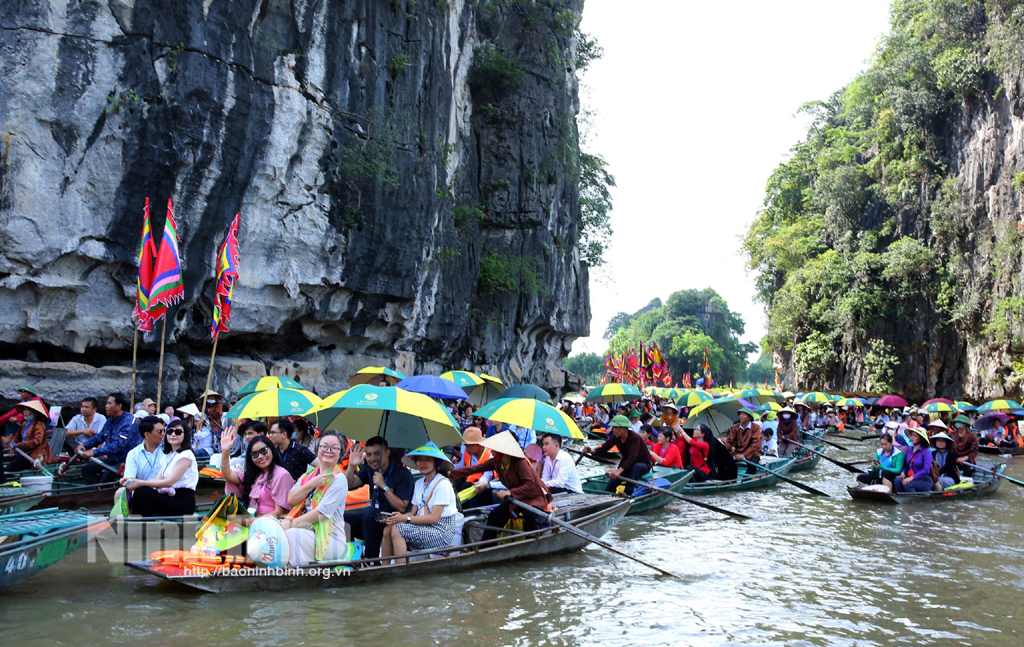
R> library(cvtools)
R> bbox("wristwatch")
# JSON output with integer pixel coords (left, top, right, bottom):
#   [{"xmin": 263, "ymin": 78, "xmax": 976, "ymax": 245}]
[
  {"xmin": 382, "ymin": 484, "xmax": 390, "ymax": 492},
  {"xmin": 407, "ymin": 515, "xmax": 412, "ymax": 523}
]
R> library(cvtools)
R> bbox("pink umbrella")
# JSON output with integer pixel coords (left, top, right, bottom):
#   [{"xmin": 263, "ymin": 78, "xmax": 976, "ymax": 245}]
[
  {"xmin": 875, "ymin": 394, "xmax": 908, "ymax": 408},
  {"xmin": 922, "ymin": 398, "xmax": 954, "ymax": 406}
]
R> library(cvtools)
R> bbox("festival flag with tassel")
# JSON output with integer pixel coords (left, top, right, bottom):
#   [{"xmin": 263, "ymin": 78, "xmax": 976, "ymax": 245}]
[
  {"xmin": 149, "ymin": 198, "xmax": 185, "ymax": 309},
  {"xmin": 133, "ymin": 198, "xmax": 159, "ymax": 332},
  {"xmin": 211, "ymin": 213, "xmax": 241, "ymax": 338}
]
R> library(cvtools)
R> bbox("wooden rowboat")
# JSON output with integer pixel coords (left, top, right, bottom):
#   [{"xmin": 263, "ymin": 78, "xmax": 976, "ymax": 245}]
[
  {"xmin": 580, "ymin": 466, "xmax": 694, "ymax": 515},
  {"xmin": 0, "ymin": 487, "xmax": 47, "ymax": 516},
  {"xmin": 788, "ymin": 445, "xmax": 824, "ymax": 473},
  {"xmin": 0, "ymin": 508, "xmax": 110, "ymax": 591},
  {"xmin": 978, "ymin": 445, "xmax": 1024, "ymax": 456},
  {"xmin": 846, "ymin": 462, "xmax": 1005, "ymax": 503},
  {"xmin": 126, "ymin": 493, "xmax": 631, "ymax": 593},
  {"xmin": 676, "ymin": 456, "xmax": 797, "ymax": 495}
]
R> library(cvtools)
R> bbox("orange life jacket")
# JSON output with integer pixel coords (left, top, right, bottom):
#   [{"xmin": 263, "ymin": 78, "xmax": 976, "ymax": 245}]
[{"xmin": 460, "ymin": 447, "xmax": 492, "ymax": 482}]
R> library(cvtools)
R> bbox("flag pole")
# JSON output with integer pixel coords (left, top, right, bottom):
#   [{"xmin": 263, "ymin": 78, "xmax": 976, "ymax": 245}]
[
  {"xmin": 156, "ymin": 316, "xmax": 167, "ymax": 413},
  {"xmin": 130, "ymin": 327, "xmax": 139, "ymax": 410},
  {"xmin": 199, "ymin": 334, "xmax": 219, "ymax": 428}
]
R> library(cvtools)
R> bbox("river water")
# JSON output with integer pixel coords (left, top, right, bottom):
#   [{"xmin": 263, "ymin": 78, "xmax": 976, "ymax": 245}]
[{"xmin": 4, "ymin": 438, "xmax": 1023, "ymax": 646}]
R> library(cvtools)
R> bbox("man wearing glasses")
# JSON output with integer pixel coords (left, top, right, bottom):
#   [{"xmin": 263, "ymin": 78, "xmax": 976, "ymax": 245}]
[
  {"xmin": 269, "ymin": 419, "xmax": 316, "ymax": 481},
  {"xmin": 122, "ymin": 416, "xmax": 167, "ymax": 482}
]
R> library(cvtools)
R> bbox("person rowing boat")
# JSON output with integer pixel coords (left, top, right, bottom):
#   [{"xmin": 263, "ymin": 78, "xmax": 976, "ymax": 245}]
[{"xmin": 581, "ymin": 415, "xmax": 654, "ymax": 495}]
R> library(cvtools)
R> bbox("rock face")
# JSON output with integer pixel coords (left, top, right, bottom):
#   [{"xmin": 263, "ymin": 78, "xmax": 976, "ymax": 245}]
[
  {"xmin": 776, "ymin": 65, "xmax": 1024, "ymax": 401},
  {"xmin": 0, "ymin": 0, "xmax": 591, "ymax": 406}
]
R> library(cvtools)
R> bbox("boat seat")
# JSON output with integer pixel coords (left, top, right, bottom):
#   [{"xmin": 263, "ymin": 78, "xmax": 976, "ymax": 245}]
[
  {"xmin": 48, "ymin": 427, "xmax": 68, "ymax": 457},
  {"xmin": 0, "ymin": 509, "xmax": 89, "ymax": 539},
  {"xmin": 408, "ymin": 514, "xmax": 466, "ymax": 562}
]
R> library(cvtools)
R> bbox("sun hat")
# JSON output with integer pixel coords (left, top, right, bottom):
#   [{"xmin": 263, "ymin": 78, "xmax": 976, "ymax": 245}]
[
  {"xmin": 176, "ymin": 403, "xmax": 201, "ymax": 418},
  {"xmin": 462, "ymin": 426, "xmax": 484, "ymax": 445},
  {"xmin": 930, "ymin": 432, "xmax": 953, "ymax": 444},
  {"xmin": 19, "ymin": 384, "xmax": 38, "ymax": 396},
  {"xmin": 403, "ymin": 441, "xmax": 454, "ymax": 468},
  {"xmin": 662, "ymin": 401, "xmax": 678, "ymax": 411},
  {"xmin": 778, "ymin": 406, "xmax": 797, "ymax": 415},
  {"xmin": 953, "ymin": 414, "xmax": 971, "ymax": 425},
  {"xmin": 479, "ymin": 430, "xmax": 526, "ymax": 459},
  {"xmin": 627, "ymin": 409, "xmax": 641, "ymax": 419},
  {"xmin": 142, "ymin": 398, "xmax": 156, "ymax": 408},
  {"xmin": 15, "ymin": 399, "xmax": 48, "ymax": 418},
  {"xmin": 885, "ymin": 420, "xmax": 900, "ymax": 430},
  {"xmin": 609, "ymin": 415, "xmax": 632, "ymax": 428},
  {"xmin": 907, "ymin": 428, "xmax": 930, "ymax": 445},
  {"xmin": 737, "ymin": 407, "xmax": 755, "ymax": 418},
  {"xmin": 926, "ymin": 419, "xmax": 948, "ymax": 430}
]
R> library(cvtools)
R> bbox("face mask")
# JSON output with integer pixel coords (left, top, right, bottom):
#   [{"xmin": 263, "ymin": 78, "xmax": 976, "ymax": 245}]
[
  {"xmin": 955, "ymin": 423, "xmax": 965, "ymax": 429},
  {"xmin": 23, "ymin": 413, "xmax": 34, "ymax": 421},
  {"xmin": 781, "ymin": 414, "xmax": 791, "ymax": 421},
  {"xmin": 291, "ymin": 433, "xmax": 299, "ymax": 440}
]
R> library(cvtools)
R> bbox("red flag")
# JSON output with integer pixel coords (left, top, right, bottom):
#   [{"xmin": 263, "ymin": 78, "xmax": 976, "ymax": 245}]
[
  {"xmin": 133, "ymin": 198, "xmax": 159, "ymax": 332},
  {"xmin": 150, "ymin": 198, "xmax": 185, "ymax": 309}
]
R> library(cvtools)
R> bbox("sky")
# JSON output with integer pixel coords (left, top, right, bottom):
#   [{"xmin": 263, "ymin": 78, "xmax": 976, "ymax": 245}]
[{"xmin": 572, "ymin": 0, "xmax": 893, "ymax": 359}]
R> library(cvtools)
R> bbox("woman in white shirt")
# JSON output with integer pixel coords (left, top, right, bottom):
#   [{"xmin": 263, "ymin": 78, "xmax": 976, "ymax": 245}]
[
  {"xmin": 126, "ymin": 420, "xmax": 199, "ymax": 517},
  {"xmin": 381, "ymin": 442, "xmax": 459, "ymax": 563}
]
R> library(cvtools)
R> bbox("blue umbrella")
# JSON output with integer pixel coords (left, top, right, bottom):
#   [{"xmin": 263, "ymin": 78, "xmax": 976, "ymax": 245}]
[{"xmin": 395, "ymin": 375, "xmax": 468, "ymax": 400}]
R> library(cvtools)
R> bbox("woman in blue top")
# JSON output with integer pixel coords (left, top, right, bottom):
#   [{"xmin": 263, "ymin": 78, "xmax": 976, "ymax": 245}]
[{"xmin": 894, "ymin": 429, "xmax": 933, "ymax": 493}]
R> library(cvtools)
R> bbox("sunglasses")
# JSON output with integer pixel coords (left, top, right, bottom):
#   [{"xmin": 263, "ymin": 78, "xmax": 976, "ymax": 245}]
[
  {"xmin": 250, "ymin": 446, "xmax": 271, "ymax": 459},
  {"xmin": 167, "ymin": 429, "xmax": 184, "ymax": 436}
]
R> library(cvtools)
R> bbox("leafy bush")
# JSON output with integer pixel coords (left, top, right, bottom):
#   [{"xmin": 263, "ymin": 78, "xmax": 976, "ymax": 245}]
[
  {"xmin": 793, "ymin": 331, "xmax": 839, "ymax": 376},
  {"xmin": 469, "ymin": 45, "xmax": 526, "ymax": 105},
  {"xmin": 863, "ymin": 339, "xmax": 899, "ymax": 392}
]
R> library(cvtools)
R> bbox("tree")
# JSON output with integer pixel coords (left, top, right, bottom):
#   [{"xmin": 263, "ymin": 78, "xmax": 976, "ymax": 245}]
[
  {"xmin": 563, "ymin": 353, "xmax": 604, "ymax": 385},
  {"xmin": 600, "ymin": 288, "xmax": 755, "ymax": 384}
]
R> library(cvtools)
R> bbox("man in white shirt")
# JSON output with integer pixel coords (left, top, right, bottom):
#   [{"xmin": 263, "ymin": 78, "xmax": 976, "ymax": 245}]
[
  {"xmin": 66, "ymin": 397, "xmax": 107, "ymax": 446},
  {"xmin": 122, "ymin": 416, "xmax": 166, "ymax": 483},
  {"xmin": 539, "ymin": 433, "xmax": 582, "ymax": 494}
]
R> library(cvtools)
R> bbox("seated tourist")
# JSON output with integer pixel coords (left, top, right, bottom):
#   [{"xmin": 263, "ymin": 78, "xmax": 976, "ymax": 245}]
[
  {"xmin": 449, "ymin": 431, "xmax": 552, "ymax": 541},
  {"xmin": 121, "ymin": 416, "xmax": 167, "ymax": 483},
  {"xmin": 950, "ymin": 415, "xmax": 979, "ymax": 476},
  {"xmin": 673, "ymin": 424, "xmax": 712, "ymax": 482},
  {"xmin": 929, "ymin": 431, "xmax": 960, "ymax": 490},
  {"xmin": 893, "ymin": 429, "xmax": 933, "ymax": 493},
  {"xmin": 125, "ymin": 420, "xmax": 198, "ymax": 517},
  {"xmin": 281, "ymin": 431, "xmax": 348, "ymax": 566},
  {"xmin": 638, "ymin": 424, "xmax": 655, "ymax": 449},
  {"xmin": 451, "ymin": 427, "xmax": 495, "ymax": 508},
  {"xmin": 343, "ymin": 436, "xmax": 414, "ymax": 560},
  {"xmin": 220, "ymin": 426, "xmax": 294, "ymax": 518},
  {"xmin": 65, "ymin": 397, "xmax": 107, "ymax": 447},
  {"xmin": 583, "ymin": 415, "xmax": 654, "ymax": 494},
  {"xmin": 3, "ymin": 399, "xmax": 53, "ymax": 472},
  {"xmin": 381, "ymin": 442, "xmax": 459, "ymax": 563},
  {"xmin": 761, "ymin": 427, "xmax": 778, "ymax": 457},
  {"xmin": 270, "ymin": 419, "xmax": 317, "ymax": 481},
  {"xmin": 651, "ymin": 429, "xmax": 684, "ymax": 468},
  {"xmin": 78, "ymin": 392, "xmax": 140, "ymax": 484},
  {"xmin": 539, "ymin": 433, "xmax": 583, "ymax": 494},
  {"xmin": 855, "ymin": 433, "xmax": 905, "ymax": 490}
]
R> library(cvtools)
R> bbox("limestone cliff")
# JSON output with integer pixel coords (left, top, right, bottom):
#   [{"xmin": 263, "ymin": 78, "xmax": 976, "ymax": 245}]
[
  {"xmin": 0, "ymin": 0, "xmax": 591, "ymax": 405},
  {"xmin": 747, "ymin": 2, "xmax": 1024, "ymax": 401}
]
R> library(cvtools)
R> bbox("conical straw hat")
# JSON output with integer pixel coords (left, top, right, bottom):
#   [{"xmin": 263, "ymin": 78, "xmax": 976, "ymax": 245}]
[{"xmin": 479, "ymin": 430, "xmax": 525, "ymax": 459}]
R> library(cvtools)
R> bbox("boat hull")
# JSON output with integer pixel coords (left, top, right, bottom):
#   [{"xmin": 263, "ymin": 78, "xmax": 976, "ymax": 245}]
[
  {"xmin": 846, "ymin": 462, "xmax": 1005, "ymax": 504},
  {"xmin": 788, "ymin": 447, "xmax": 823, "ymax": 473},
  {"xmin": 0, "ymin": 491, "xmax": 48, "ymax": 516},
  {"xmin": 0, "ymin": 512, "xmax": 109, "ymax": 592},
  {"xmin": 126, "ymin": 495, "xmax": 631, "ymax": 593},
  {"xmin": 677, "ymin": 457, "xmax": 796, "ymax": 495},
  {"xmin": 580, "ymin": 467, "xmax": 694, "ymax": 515}
]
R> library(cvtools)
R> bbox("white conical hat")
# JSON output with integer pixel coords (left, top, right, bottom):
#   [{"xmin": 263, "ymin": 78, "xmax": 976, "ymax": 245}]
[{"xmin": 479, "ymin": 430, "xmax": 526, "ymax": 459}]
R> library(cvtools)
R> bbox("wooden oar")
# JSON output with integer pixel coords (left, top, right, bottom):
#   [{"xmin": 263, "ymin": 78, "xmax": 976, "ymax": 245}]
[
  {"xmin": 13, "ymin": 447, "xmax": 53, "ymax": 477},
  {"xmin": 86, "ymin": 456, "xmax": 122, "ymax": 477},
  {"xmin": 614, "ymin": 475, "xmax": 751, "ymax": 520},
  {"xmin": 565, "ymin": 447, "xmax": 617, "ymax": 466},
  {"xmin": 811, "ymin": 436, "xmax": 849, "ymax": 451},
  {"xmin": 856, "ymin": 434, "xmax": 883, "ymax": 442},
  {"xmin": 506, "ymin": 496, "xmax": 686, "ymax": 581},
  {"xmin": 790, "ymin": 441, "xmax": 866, "ymax": 474},
  {"xmin": 739, "ymin": 460, "xmax": 831, "ymax": 497},
  {"xmin": 963, "ymin": 462, "xmax": 1024, "ymax": 489}
]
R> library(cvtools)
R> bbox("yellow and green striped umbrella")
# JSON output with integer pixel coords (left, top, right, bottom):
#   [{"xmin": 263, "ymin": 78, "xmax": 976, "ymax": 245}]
[
  {"xmin": 237, "ymin": 376, "xmax": 303, "ymax": 398},
  {"xmin": 684, "ymin": 397, "xmax": 744, "ymax": 435},
  {"xmin": 585, "ymin": 383, "xmax": 643, "ymax": 403},
  {"xmin": 439, "ymin": 370, "xmax": 484, "ymax": 389},
  {"xmin": 468, "ymin": 373, "xmax": 506, "ymax": 406},
  {"xmin": 835, "ymin": 397, "xmax": 865, "ymax": 407},
  {"xmin": 923, "ymin": 402, "xmax": 957, "ymax": 413},
  {"xmin": 224, "ymin": 388, "xmax": 322, "ymax": 420},
  {"xmin": 657, "ymin": 388, "xmax": 685, "ymax": 400},
  {"xmin": 955, "ymin": 401, "xmax": 977, "ymax": 412},
  {"xmin": 676, "ymin": 389, "xmax": 714, "ymax": 408},
  {"xmin": 304, "ymin": 385, "xmax": 463, "ymax": 448},
  {"xmin": 473, "ymin": 397, "xmax": 584, "ymax": 439},
  {"xmin": 755, "ymin": 402, "xmax": 783, "ymax": 412},
  {"xmin": 348, "ymin": 366, "xmax": 406, "ymax": 387},
  {"xmin": 977, "ymin": 399, "xmax": 1022, "ymax": 413},
  {"xmin": 800, "ymin": 392, "xmax": 833, "ymax": 403},
  {"xmin": 739, "ymin": 389, "xmax": 785, "ymax": 406}
]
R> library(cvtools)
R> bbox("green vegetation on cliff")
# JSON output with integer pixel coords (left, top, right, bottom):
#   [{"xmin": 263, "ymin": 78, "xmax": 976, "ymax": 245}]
[
  {"xmin": 603, "ymin": 289, "xmax": 757, "ymax": 385},
  {"xmin": 743, "ymin": 0, "xmax": 1024, "ymax": 379}
]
